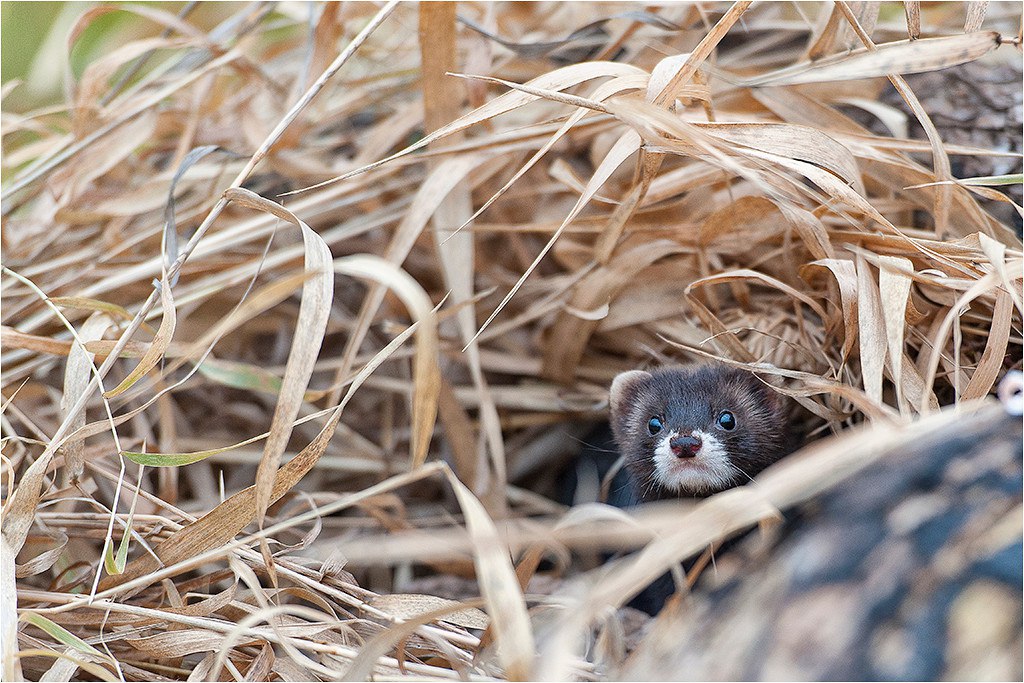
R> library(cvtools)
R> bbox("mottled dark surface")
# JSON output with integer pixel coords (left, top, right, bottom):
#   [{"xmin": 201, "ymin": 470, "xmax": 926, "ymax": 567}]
[
  {"xmin": 880, "ymin": 60, "xmax": 1022, "ymax": 231},
  {"xmin": 620, "ymin": 404, "xmax": 1023, "ymax": 681},
  {"xmin": 894, "ymin": 61, "xmax": 1022, "ymax": 184}
]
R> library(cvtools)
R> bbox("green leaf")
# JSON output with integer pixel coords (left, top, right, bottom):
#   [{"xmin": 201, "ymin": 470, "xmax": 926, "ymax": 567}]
[
  {"xmin": 122, "ymin": 432, "xmax": 266, "ymax": 467},
  {"xmin": 958, "ymin": 173, "xmax": 1023, "ymax": 187},
  {"xmin": 21, "ymin": 613, "xmax": 106, "ymax": 659},
  {"xmin": 197, "ymin": 358, "xmax": 284, "ymax": 395},
  {"xmin": 103, "ymin": 465, "xmax": 143, "ymax": 574},
  {"xmin": 906, "ymin": 174, "xmax": 1024, "ymax": 191},
  {"xmin": 102, "ymin": 542, "xmax": 118, "ymax": 576},
  {"xmin": 198, "ymin": 358, "xmax": 326, "ymax": 401},
  {"xmin": 123, "ymin": 445, "xmax": 236, "ymax": 467}
]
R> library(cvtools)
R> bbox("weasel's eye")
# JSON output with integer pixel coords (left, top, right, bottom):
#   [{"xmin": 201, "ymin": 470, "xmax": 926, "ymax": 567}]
[
  {"xmin": 647, "ymin": 417, "xmax": 663, "ymax": 435},
  {"xmin": 717, "ymin": 411, "xmax": 736, "ymax": 431}
]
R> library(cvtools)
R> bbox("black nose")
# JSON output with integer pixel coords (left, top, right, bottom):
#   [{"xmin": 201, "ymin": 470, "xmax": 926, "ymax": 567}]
[{"xmin": 670, "ymin": 434, "xmax": 702, "ymax": 458}]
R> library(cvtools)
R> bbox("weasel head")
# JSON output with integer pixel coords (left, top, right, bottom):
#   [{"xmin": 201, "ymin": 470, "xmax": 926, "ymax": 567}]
[{"xmin": 609, "ymin": 365, "xmax": 790, "ymax": 499}]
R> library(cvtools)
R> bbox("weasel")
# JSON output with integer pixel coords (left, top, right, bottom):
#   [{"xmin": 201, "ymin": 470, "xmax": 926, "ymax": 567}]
[{"xmin": 609, "ymin": 365, "xmax": 792, "ymax": 501}]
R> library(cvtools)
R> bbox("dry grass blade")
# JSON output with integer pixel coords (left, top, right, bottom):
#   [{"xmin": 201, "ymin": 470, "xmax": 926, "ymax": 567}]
[
  {"xmin": 545, "ymin": 240, "xmax": 687, "ymax": 383},
  {"xmin": 878, "ymin": 256, "xmax": 914, "ymax": 413},
  {"xmin": 837, "ymin": 2, "xmax": 962, "ymax": 239},
  {"xmin": 961, "ymin": 289, "xmax": 1013, "ymax": 401},
  {"xmin": 332, "ymin": 155, "xmax": 481, "ymax": 398},
  {"xmin": 162, "ymin": 145, "xmax": 239, "ymax": 285},
  {"xmin": 1, "ymin": 535, "xmax": 20, "ymax": 681},
  {"xmin": 918, "ymin": 272, "xmax": 1006, "ymax": 413},
  {"xmin": 60, "ymin": 314, "xmax": 115, "ymax": 483},
  {"xmin": 978, "ymin": 233, "xmax": 1024, "ymax": 314},
  {"xmin": 102, "ymin": 281, "xmax": 176, "ymax": 398},
  {"xmin": 47, "ymin": 298, "xmax": 141, "ymax": 327},
  {"xmin": 223, "ymin": 188, "xmax": 334, "ymax": 526},
  {"xmin": 471, "ymin": 128, "xmax": 642, "ymax": 344},
  {"xmin": 699, "ymin": 122, "xmax": 864, "ymax": 193},
  {"xmin": 101, "ymin": 291, "xmax": 438, "ymax": 593},
  {"xmin": 22, "ymin": 650, "xmax": 120, "ymax": 683},
  {"xmin": 965, "ymin": 1, "xmax": 989, "ymax": 33},
  {"xmin": 1, "ymin": 49, "xmax": 241, "ymax": 206},
  {"xmin": 343, "ymin": 596, "xmax": 486, "ymax": 681},
  {"xmin": 856, "ymin": 255, "xmax": 888, "ymax": 405},
  {"xmin": 442, "ymin": 466, "xmax": 534, "ymax": 680},
  {"xmin": 904, "ymin": 1, "xmax": 922, "ymax": 39},
  {"xmin": 0, "ymin": 270, "xmax": 131, "ymax": 562},
  {"xmin": 419, "ymin": 2, "xmax": 509, "ymax": 508},
  {"xmin": 744, "ymin": 31, "xmax": 1001, "ymax": 86},
  {"xmin": 650, "ymin": 0, "xmax": 752, "ymax": 105},
  {"xmin": 333, "ymin": 256, "xmax": 440, "ymax": 468},
  {"xmin": 446, "ymin": 73, "xmax": 647, "ymax": 247},
  {"xmin": 286, "ymin": 60, "xmax": 647, "ymax": 194},
  {"xmin": 15, "ymin": 533, "xmax": 68, "ymax": 580}
]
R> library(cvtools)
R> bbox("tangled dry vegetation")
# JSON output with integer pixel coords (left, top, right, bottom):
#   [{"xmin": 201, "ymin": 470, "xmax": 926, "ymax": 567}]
[{"xmin": 2, "ymin": 2, "xmax": 1022, "ymax": 681}]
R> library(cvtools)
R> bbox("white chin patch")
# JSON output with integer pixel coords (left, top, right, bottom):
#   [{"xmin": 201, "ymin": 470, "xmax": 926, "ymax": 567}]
[{"xmin": 652, "ymin": 430, "xmax": 738, "ymax": 494}]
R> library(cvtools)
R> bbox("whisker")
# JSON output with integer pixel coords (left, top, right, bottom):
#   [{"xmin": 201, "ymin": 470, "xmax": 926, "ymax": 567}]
[
  {"xmin": 728, "ymin": 461, "xmax": 758, "ymax": 486},
  {"xmin": 729, "ymin": 459, "xmax": 767, "ymax": 492},
  {"xmin": 566, "ymin": 433, "xmax": 619, "ymax": 454},
  {"xmin": 639, "ymin": 470, "xmax": 660, "ymax": 501}
]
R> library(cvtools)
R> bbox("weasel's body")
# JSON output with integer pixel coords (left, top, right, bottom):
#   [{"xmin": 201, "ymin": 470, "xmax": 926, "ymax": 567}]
[{"xmin": 610, "ymin": 365, "xmax": 792, "ymax": 501}]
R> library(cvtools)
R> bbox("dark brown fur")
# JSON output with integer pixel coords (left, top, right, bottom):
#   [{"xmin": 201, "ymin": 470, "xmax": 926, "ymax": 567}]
[{"xmin": 609, "ymin": 365, "xmax": 793, "ymax": 501}]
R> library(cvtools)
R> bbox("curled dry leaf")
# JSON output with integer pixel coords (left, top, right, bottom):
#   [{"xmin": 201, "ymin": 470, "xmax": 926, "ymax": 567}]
[
  {"xmin": 334, "ymin": 255, "xmax": 440, "ymax": 468},
  {"xmin": 222, "ymin": 188, "xmax": 335, "ymax": 526}
]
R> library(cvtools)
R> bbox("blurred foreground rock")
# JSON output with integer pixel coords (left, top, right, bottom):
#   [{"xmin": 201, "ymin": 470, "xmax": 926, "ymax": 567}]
[{"xmin": 622, "ymin": 403, "xmax": 1022, "ymax": 681}]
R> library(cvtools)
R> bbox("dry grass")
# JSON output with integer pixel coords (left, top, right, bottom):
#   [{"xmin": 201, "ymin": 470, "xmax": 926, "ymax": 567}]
[{"xmin": 2, "ymin": 2, "xmax": 1022, "ymax": 681}]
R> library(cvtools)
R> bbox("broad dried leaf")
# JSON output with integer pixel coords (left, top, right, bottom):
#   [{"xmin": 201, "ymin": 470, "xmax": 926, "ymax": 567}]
[
  {"xmin": 128, "ymin": 629, "xmax": 261, "ymax": 657},
  {"xmin": 16, "ymin": 533, "xmax": 68, "ymax": 579},
  {"xmin": 801, "ymin": 259, "xmax": 859, "ymax": 365},
  {"xmin": 745, "ymin": 32, "xmax": 1000, "ymax": 86},
  {"xmin": 443, "ymin": 466, "xmax": 534, "ymax": 679},
  {"xmin": 877, "ymin": 256, "xmax": 914, "ymax": 413},
  {"xmin": 369, "ymin": 594, "xmax": 489, "ymax": 629},
  {"xmin": 102, "ymin": 279, "xmax": 176, "ymax": 397},
  {"xmin": 961, "ymin": 289, "xmax": 1013, "ymax": 401},
  {"xmin": 223, "ymin": 188, "xmax": 334, "ymax": 526},
  {"xmin": 60, "ymin": 313, "xmax": 114, "ymax": 481},
  {"xmin": 856, "ymin": 255, "xmax": 887, "ymax": 405},
  {"xmin": 334, "ymin": 255, "xmax": 440, "ymax": 468}
]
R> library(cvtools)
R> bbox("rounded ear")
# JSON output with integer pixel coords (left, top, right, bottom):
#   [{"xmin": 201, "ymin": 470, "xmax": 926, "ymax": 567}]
[{"xmin": 609, "ymin": 370, "xmax": 652, "ymax": 420}]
